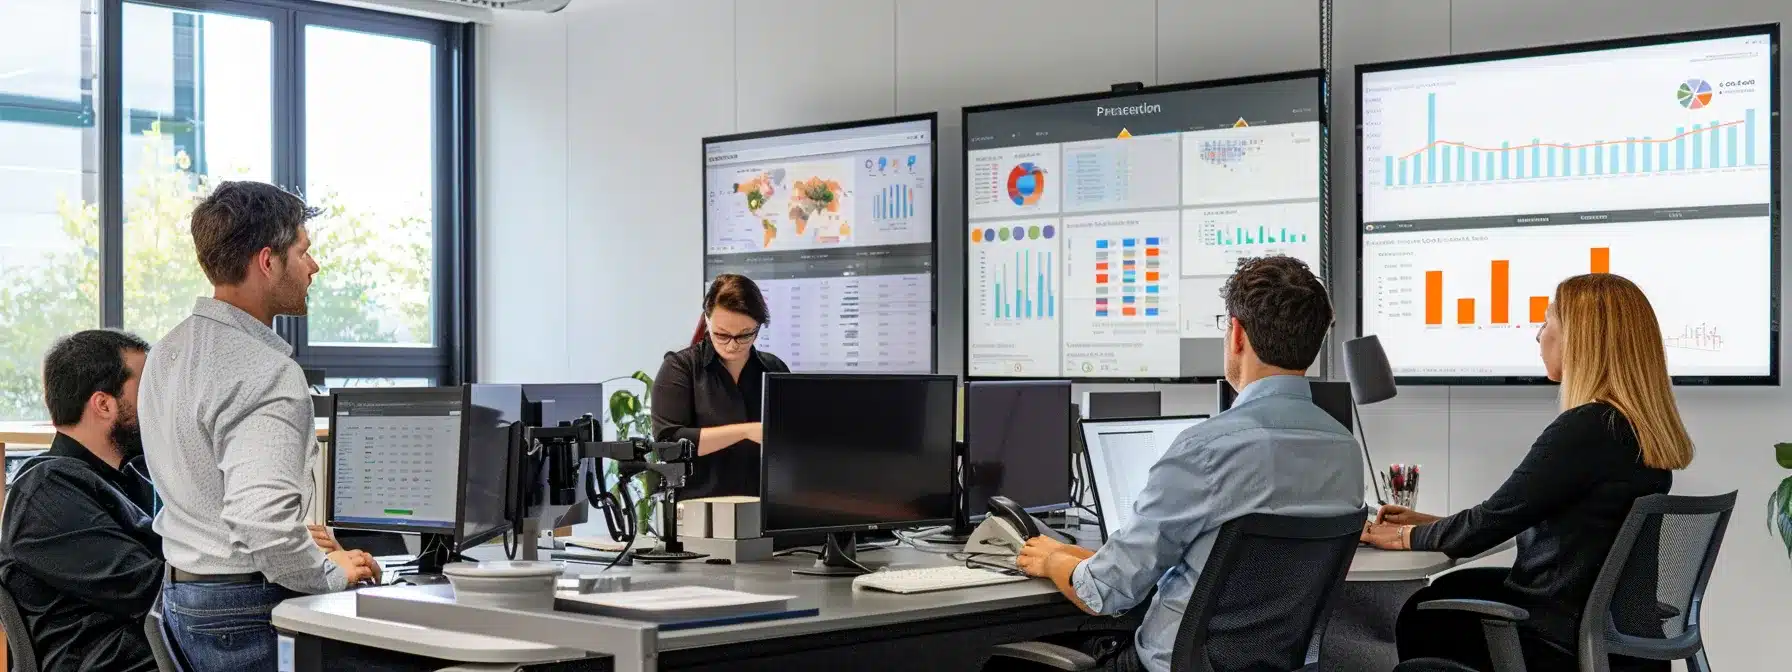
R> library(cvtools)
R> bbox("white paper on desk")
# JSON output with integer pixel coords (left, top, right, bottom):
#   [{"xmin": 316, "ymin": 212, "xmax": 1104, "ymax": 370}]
[{"xmin": 551, "ymin": 587, "xmax": 792, "ymax": 616}]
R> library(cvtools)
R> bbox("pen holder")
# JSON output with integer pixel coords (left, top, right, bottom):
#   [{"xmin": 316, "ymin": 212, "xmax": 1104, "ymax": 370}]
[{"xmin": 1385, "ymin": 464, "xmax": 1420, "ymax": 510}]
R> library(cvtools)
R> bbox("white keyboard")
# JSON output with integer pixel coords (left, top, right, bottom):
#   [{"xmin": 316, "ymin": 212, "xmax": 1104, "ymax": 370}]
[{"xmin": 852, "ymin": 565, "xmax": 1030, "ymax": 594}]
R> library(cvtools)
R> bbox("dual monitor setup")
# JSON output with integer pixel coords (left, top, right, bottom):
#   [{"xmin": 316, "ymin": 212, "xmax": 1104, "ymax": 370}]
[{"xmin": 705, "ymin": 24, "xmax": 1779, "ymax": 387}]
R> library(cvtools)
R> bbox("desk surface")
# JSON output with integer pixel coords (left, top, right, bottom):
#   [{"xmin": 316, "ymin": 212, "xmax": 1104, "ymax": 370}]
[
  {"xmin": 272, "ymin": 543, "xmax": 1455, "ymax": 663},
  {"xmin": 0, "ymin": 419, "xmax": 329, "ymax": 447}
]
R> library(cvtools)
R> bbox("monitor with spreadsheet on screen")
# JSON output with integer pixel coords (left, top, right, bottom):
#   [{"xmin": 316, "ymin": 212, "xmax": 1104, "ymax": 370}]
[
  {"xmin": 1080, "ymin": 415, "xmax": 1207, "ymax": 540},
  {"xmin": 328, "ymin": 385, "xmax": 521, "ymax": 549}
]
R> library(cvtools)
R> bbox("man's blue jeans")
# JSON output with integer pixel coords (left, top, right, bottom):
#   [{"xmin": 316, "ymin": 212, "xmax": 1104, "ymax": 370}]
[{"xmin": 161, "ymin": 578, "xmax": 300, "ymax": 671}]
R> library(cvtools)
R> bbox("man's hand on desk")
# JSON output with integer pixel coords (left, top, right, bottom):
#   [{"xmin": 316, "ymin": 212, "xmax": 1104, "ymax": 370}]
[
  {"xmin": 309, "ymin": 525, "xmax": 342, "ymax": 553},
  {"xmin": 1015, "ymin": 535, "xmax": 1092, "ymax": 578},
  {"xmin": 328, "ymin": 549, "xmax": 382, "ymax": 586}
]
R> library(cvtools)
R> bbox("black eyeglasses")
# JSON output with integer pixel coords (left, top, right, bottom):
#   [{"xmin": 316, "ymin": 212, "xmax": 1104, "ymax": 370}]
[{"xmin": 711, "ymin": 329, "xmax": 760, "ymax": 346}]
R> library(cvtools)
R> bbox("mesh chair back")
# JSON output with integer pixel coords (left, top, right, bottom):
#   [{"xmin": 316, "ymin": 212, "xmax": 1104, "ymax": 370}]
[
  {"xmin": 1168, "ymin": 508, "xmax": 1367, "ymax": 672},
  {"xmin": 1581, "ymin": 492, "xmax": 1735, "ymax": 666},
  {"xmin": 0, "ymin": 575, "xmax": 40, "ymax": 672}
]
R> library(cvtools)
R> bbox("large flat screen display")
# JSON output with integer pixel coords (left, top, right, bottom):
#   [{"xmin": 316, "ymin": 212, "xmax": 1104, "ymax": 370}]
[
  {"xmin": 704, "ymin": 114, "xmax": 937, "ymax": 373},
  {"xmin": 963, "ymin": 72, "xmax": 1326, "ymax": 381},
  {"xmin": 1357, "ymin": 26, "xmax": 1779, "ymax": 384}
]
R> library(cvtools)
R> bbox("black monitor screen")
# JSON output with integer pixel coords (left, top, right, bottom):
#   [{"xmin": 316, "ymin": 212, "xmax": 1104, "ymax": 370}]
[
  {"xmin": 761, "ymin": 374, "xmax": 957, "ymax": 535},
  {"xmin": 1216, "ymin": 379, "xmax": 1352, "ymax": 431},
  {"xmin": 523, "ymin": 383, "xmax": 606, "ymax": 427},
  {"xmin": 966, "ymin": 380, "xmax": 1072, "ymax": 515},
  {"xmin": 461, "ymin": 384, "xmax": 523, "ymax": 548}
]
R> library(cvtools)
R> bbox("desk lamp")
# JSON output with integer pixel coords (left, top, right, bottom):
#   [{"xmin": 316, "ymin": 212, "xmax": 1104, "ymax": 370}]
[{"xmin": 1343, "ymin": 335, "xmax": 1396, "ymax": 506}]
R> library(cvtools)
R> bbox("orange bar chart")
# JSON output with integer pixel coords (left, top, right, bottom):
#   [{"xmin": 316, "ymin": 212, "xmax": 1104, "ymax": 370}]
[
  {"xmin": 1425, "ymin": 271, "xmax": 1444, "ymax": 325},
  {"xmin": 1529, "ymin": 296, "xmax": 1549, "ymax": 323},
  {"xmin": 1590, "ymin": 247, "xmax": 1610, "ymax": 273},
  {"xmin": 1491, "ymin": 260, "xmax": 1510, "ymax": 323}
]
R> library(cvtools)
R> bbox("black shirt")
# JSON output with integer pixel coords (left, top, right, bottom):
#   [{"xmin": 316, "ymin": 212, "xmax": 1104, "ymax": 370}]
[
  {"xmin": 1411, "ymin": 402, "xmax": 1672, "ymax": 642},
  {"xmin": 0, "ymin": 433, "xmax": 162, "ymax": 672},
  {"xmin": 651, "ymin": 340, "xmax": 790, "ymax": 499}
]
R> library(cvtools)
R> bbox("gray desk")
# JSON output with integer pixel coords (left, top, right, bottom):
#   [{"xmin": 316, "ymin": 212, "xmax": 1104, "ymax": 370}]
[{"xmin": 273, "ymin": 544, "xmax": 1455, "ymax": 671}]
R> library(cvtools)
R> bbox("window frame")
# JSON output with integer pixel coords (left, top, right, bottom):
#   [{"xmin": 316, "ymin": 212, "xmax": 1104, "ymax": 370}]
[{"xmin": 97, "ymin": 0, "xmax": 475, "ymax": 386}]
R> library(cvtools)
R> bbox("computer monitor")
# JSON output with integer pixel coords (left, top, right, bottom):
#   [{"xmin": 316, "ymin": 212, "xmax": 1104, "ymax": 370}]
[
  {"xmin": 1080, "ymin": 415, "xmax": 1207, "ymax": 541},
  {"xmin": 761, "ymin": 373, "xmax": 957, "ymax": 575},
  {"xmin": 328, "ymin": 384, "xmax": 522, "ymax": 574},
  {"xmin": 965, "ymin": 380, "xmax": 1072, "ymax": 517},
  {"xmin": 523, "ymin": 383, "xmax": 606, "ymax": 427},
  {"xmin": 1083, "ymin": 391, "xmax": 1162, "ymax": 420},
  {"xmin": 1216, "ymin": 379, "xmax": 1353, "ymax": 430}
]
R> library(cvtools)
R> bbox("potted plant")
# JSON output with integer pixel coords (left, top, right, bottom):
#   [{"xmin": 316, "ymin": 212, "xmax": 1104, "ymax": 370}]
[
  {"xmin": 1773, "ymin": 443, "xmax": 1792, "ymax": 558},
  {"xmin": 605, "ymin": 371, "xmax": 658, "ymax": 537}
]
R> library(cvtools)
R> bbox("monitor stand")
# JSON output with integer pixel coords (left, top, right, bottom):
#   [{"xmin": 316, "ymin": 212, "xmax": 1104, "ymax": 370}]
[
  {"xmin": 394, "ymin": 533, "xmax": 456, "ymax": 586},
  {"xmin": 792, "ymin": 532, "xmax": 879, "ymax": 577},
  {"xmin": 923, "ymin": 517, "xmax": 974, "ymax": 545}
]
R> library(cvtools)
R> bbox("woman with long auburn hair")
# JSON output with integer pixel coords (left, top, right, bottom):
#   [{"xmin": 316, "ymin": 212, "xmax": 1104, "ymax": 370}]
[{"xmin": 1363, "ymin": 273, "xmax": 1690, "ymax": 672}]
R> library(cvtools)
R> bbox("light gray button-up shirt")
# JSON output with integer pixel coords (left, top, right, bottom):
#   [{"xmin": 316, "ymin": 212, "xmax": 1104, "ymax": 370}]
[
  {"xmin": 1070, "ymin": 375, "xmax": 1364, "ymax": 672},
  {"xmin": 140, "ymin": 297, "xmax": 345, "ymax": 594}
]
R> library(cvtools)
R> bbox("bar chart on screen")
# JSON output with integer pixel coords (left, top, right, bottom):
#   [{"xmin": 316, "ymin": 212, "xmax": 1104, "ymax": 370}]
[
  {"xmin": 1180, "ymin": 202, "xmax": 1324, "ymax": 276},
  {"xmin": 967, "ymin": 220, "xmax": 1063, "ymax": 376},
  {"xmin": 1360, "ymin": 216, "xmax": 1771, "ymax": 377},
  {"xmin": 1360, "ymin": 37, "xmax": 1773, "ymax": 223}
]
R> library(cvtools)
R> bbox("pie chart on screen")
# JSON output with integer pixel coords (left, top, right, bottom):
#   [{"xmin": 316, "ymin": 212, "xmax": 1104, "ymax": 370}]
[{"xmin": 1007, "ymin": 162, "xmax": 1045, "ymax": 206}]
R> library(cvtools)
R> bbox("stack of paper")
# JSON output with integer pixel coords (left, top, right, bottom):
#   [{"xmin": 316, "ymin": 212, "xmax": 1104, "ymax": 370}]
[{"xmin": 555, "ymin": 586, "xmax": 796, "ymax": 622}]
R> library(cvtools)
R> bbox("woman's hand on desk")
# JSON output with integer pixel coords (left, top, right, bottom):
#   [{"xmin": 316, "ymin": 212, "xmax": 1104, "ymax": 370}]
[
  {"xmin": 1361, "ymin": 522, "xmax": 1414, "ymax": 550},
  {"xmin": 1375, "ymin": 504, "xmax": 1441, "ymax": 526}
]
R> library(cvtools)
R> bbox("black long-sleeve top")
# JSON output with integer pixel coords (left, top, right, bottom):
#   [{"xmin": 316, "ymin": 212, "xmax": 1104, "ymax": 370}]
[
  {"xmin": 1410, "ymin": 401, "xmax": 1672, "ymax": 640},
  {"xmin": 651, "ymin": 340, "xmax": 789, "ymax": 500},
  {"xmin": 0, "ymin": 433, "xmax": 163, "ymax": 672}
]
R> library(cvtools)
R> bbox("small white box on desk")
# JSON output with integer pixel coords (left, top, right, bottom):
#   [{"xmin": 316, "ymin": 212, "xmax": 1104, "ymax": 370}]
[
  {"xmin": 683, "ymin": 496, "xmax": 761, "ymax": 539},
  {"xmin": 679, "ymin": 500, "xmax": 712, "ymax": 538}
]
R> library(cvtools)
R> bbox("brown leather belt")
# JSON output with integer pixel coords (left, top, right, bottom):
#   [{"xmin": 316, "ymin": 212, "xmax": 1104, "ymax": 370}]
[{"xmin": 168, "ymin": 568, "xmax": 264, "ymax": 584}]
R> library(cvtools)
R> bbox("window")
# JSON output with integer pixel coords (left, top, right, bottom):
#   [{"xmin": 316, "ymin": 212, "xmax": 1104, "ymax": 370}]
[
  {"xmin": 122, "ymin": 3, "xmax": 273, "ymax": 344},
  {"xmin": 0, "ymin": 0, "xmax": 99, "ymax": 422},
  {"xmin": 303, "ymin": 25, "xmax": 435, "ymax": 347},
  {"xmin": 0, "ymin": 0, "xmax": 471, "ymax": 423}
]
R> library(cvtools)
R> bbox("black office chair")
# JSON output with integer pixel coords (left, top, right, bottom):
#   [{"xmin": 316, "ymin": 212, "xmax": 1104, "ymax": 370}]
[
  {"xmin": 145, "ymin": 592, "xmax": 189, "ymax": 672},
  {"xmin": 1394, "ymin": 492, "xmax": 1736, "ymax": 672},
  {"xmin": 986, "ymin": 508, "xmax": 1368, "ymax": 672},
  {"xmin": 0, "ymin": 577, "xmax": 39, "ymax": 672}
]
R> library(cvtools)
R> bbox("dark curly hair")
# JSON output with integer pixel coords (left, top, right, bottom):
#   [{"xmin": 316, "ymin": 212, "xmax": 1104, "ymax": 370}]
[
  {"xmin": 42, "ymin": 329, "xmax": 149, "ymax": 426},
  {"xmin": 190, "ymin": 181, "xmax": 321, "ymax": 285},
  {"xmin": 1220, "ymin": 256, "xmax": 1332, "ymax": 370}
]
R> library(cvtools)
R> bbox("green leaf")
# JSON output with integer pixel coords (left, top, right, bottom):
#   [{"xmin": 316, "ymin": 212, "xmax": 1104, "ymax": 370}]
[
  {"xmin": 1776, "ymin": 443, "xmax": 1792, "ymax": 469},
  {"xmin": 1771, "ymin": 475, "xmax": 1792, "ymax": 559}
]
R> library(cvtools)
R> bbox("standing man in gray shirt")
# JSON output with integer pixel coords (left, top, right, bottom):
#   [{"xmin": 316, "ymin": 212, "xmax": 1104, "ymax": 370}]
[
  {"xmin": 1016, "ymin": 256, "xmax": 1364, "ymax": 672},
  {"xmin": 140, "ymin": 181, "xmax": 379, "ymax": 671}
]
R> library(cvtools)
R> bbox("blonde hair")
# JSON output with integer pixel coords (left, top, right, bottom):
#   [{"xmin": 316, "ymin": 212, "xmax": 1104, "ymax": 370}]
[{"xmin": 1551, "ymin": 273, "xmax": 1693, "ymax": 470}]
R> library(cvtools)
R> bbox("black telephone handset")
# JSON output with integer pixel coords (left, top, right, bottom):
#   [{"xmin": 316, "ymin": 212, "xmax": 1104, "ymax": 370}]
[
  {"xmin": 987, "ymin": 496, "xmax": 1041, "ymax": 538},
  {"xmin": 986, "ymin": 496, "xmax": 1072, "ymax": 544}
]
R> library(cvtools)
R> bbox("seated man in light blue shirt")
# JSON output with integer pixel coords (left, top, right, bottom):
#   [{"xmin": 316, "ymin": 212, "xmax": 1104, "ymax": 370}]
[{"xmin": 1017, "ymin": 255, "xmax": 1364, "ymax": 672}]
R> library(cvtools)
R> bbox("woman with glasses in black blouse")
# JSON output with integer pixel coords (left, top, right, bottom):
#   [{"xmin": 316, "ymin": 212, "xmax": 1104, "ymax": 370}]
[{"xmin": 650, "ymin": 274, "xmax": 790, "ymax": 499}]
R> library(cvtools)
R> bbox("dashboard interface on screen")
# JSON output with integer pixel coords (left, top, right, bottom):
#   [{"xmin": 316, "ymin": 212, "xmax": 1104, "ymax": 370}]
[
  {"xmin": 1358, "ymin": 30, "xmax": 1778, "ymax": 381},
  {"xmin": 964, "ymin": 74, "xmax": 1323, "ymax": 380},
  {"xmin": 704, "ymin": 116, "xmax": 935, "ymax": 373}
]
